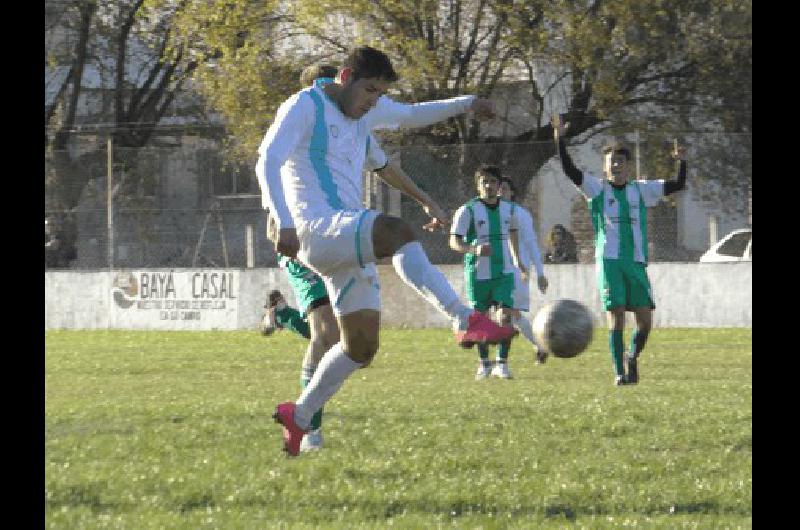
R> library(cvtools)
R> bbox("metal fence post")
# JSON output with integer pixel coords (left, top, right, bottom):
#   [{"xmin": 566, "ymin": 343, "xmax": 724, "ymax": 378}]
[{"xmin": 107, "ymin": 136, "xmax": 114, "ymax": 269}]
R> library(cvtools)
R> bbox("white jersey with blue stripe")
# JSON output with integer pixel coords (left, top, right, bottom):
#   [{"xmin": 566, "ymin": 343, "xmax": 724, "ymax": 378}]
[{"xmin": 256, "ymin": 80, "xmax": 476, "ymax": 229}]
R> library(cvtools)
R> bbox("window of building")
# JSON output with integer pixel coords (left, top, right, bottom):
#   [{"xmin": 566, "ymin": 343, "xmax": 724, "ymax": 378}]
[{"xmin": 211, "ymin": 160, "xmax": 255, "ymax": 197}]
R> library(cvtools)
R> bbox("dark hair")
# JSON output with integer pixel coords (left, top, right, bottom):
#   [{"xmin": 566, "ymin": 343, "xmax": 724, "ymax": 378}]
[
  {"xmin": 300, "ymin": 63, "xmax": 338, "ymax": 86},
  {"xmin": 342, "ymin": 46, "xmax": 398, "ymax": 82},
  {"xmin": 474, "ymin": 164, "xmax": 503, "ymax": 189},
  {"xmin": 602, "ymin": 141, "xmax": 632, "ymax": 161},
  {"xmin": 268, "ymin": 289, "xmax": 283, "ymax": 307},
  {"xmin": 498, "ymin": 176, "xmax": 516, "ymax": 200}
]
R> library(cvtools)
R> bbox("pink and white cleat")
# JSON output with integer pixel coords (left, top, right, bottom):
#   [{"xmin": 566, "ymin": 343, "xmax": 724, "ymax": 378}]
[
  {"xmin": 272, "ymin": 402, "xmax": 307, "ymax": 456},
  {"xmin": 455, "ymin": 311, "xmax": 516, "ymax": 348}
]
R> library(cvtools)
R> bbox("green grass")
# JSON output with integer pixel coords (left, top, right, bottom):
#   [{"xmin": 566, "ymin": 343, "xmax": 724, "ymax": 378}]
[{"xmin": 45, "ymin": 328, "xmax": 752, "ymax": 529}]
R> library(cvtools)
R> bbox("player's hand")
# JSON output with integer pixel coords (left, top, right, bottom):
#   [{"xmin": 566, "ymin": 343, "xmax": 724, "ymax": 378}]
[
  {"xmin": 551, "ymin": 113, "xmax": 568, "ymax": 141},
  {"xmin": 474, "ymin": 243, "xmax": 492, "ymax": 256},
  {"xmin": 421, "ymin": 201, "xmax": 449, "ymax": 232},
  {"xmin": 671, "ymin": 141, "xmax": 687, "ymax": 161},
  {"xmin": 519, "ymin": 266, "xmax": 529, "ymax": 282},
  {"xmin": 470, "ymin": 98, "xmax": 496, "ymax": 120},
  {"xmin": 276, "ymin": 228, "xmax": 300, "ymax": 258},
  {"xmin": 537, "ymin": 275, "xmax": 549, "ymax": 294}
]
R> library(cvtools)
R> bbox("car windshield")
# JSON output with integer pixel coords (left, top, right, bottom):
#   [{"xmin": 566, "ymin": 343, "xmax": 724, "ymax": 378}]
[{"xmin": 717, "ymin": 232, "xmax": 751, "ymax": 257}]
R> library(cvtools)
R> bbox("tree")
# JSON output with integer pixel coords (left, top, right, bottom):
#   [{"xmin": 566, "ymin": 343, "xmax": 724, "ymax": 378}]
[
  {"xmin": 45, "ymin": 0, "xmax": 204, "ymax": 210},
  {"xmin": 152, "ymin": 0, "xmax": 751, "ymax": 205}
]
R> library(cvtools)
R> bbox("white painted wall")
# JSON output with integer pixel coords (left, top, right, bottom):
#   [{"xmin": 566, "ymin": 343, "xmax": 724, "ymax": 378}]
[{"xmin": 45, "ymin": 263, "xmax": 751, "ymax": 330}]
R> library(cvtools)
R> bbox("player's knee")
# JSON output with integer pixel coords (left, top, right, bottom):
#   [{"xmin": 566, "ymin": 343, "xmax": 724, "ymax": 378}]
[
  {"xmin": 373, "ymin": 215, "xmax": 416, "ymax": 257},
  {"xmin": 345, "ymin": 339, "xmax": 379, "ymax": 364}
]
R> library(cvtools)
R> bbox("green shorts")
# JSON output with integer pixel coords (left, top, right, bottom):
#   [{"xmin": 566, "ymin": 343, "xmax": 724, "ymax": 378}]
[
  {"xmin": 286, "ymin": 265, "xmax": 329, "ymax": 315},
  {"xmin": 596, "ymin": 259, "xmax": 655, "ymax": 311},
  {"xmin": 465, "ymin": 273, "xmax": 515, "ymax": 312}
]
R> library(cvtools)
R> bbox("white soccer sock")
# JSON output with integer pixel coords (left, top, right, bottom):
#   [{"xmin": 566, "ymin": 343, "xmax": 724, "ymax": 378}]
[
  {"xmin": 514, "ymin": 314, "xmax": 538, "ymax": 346},
  {"xmin": 392, "ymin": 241, "xmax": 472, "ymax": 326},
  {"xmin": 294, "ymin": 343, "xmax": 361, "ymax": 430}
]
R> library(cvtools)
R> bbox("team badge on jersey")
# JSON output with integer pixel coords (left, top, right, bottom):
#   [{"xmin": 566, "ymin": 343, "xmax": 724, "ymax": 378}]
[{"xmin": 329, "ymin": 124, "xmax": 339, "ymax": 138}]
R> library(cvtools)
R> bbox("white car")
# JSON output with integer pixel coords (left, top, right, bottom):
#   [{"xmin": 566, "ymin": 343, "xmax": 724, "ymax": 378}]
[{"xmin": 699, "ymin": 228, "xmax": 752, "ymax": 262}]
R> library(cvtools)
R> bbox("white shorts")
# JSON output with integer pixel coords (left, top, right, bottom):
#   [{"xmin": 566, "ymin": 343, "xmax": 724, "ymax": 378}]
[
  {"xmin": 512, "ymin": 268, "xmax": 530, "ymax": 312},
  {"xmin": 296, "ymin": 209, "xmax": 381, "ymax": 316}
]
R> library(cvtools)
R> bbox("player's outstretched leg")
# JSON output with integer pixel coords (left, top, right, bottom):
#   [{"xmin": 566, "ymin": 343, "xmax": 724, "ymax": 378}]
[
  {"xmin": 374, "ymin": 215, "xmax": 514, "ymax": 346},
  {"xmin": 511, "ymin": 313, "xmax": 547, "ymax": 363}
]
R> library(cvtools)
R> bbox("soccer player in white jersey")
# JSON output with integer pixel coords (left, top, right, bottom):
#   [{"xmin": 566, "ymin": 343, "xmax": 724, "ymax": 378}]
[
  {"xmin": 450, "ymin": 165, "xmax": 523, "ymax": 380},
  {"xmin": 552, "ymin": 115, "xmax": 687, "ymax": 386},
  {"xmin": 257, "ymin": 46, "xmax": 515, "ymax": 455},
  {"xmin": 497, "ymin": 175, "xmax": 550, "ymax": 365}
]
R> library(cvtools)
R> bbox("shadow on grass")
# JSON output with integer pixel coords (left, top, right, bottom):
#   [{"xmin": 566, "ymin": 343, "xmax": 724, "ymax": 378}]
[
  {"xmin": 177, "ymin": 492, "xmax": 216, "ymax": 513},
  {"xmin": 254, "ymin": 497, "xmax": 751, "ymax": 522},
  {"xmin": 46, "ymin": 483, "xmax": 133, "ymax": 513}
]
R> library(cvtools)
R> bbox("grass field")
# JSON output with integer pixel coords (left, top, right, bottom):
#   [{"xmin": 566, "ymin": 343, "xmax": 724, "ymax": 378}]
[{"xmin": 45, "ymin": 328, "xmax": 751, "ymax": 529}]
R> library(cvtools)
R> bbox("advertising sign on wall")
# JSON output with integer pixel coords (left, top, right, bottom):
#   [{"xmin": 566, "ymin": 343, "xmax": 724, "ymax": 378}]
[{"xmin": 108, "ymin": 270, "xmax": 239, "ymax": 329}]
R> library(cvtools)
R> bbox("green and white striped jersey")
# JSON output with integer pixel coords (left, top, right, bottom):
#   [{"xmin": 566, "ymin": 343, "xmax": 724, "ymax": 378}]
[
  {"xmin": 452, "ymin": 198, "xmax": 519, "ymax": 280},
  {"xmin": 579, "ymin": 174, "xmax": 665, "ymax": 263}
]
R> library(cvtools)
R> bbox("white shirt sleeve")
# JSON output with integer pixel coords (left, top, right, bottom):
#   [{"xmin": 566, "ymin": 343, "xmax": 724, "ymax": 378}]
[
  {"xmin": 508, "ymin": 203, "xmax": 519, "ymax": 231},
  {"xmin": 367, "ymin": 95, "xmax": 476, "ymax": 130},
  {"xmin": 255, "ymin": 93, "xmax": 313, "ymax": 230},
  {"xmin": 635, "ymin": 180, "xmax": 666, "ymax": 207},
  {"xmin": 579, "ymin": 172, "xmax": 604, "ymax": 200},
  {"xmin": 451, "ymin": 204, "xmax": 472, "ymax": 237},
  {"xmin": 364, "ymin": 134, "xmax": 389, "ymax": 171},
  {"xmin": 520, "ymin": 209, "xmax": 544, "ymax": 277}
]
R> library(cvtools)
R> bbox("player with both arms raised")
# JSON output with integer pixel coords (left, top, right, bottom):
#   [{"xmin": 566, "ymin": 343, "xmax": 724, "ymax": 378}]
[{"xmin": 552, "ymin": 115, "xmax": 687, "ymax": 385}]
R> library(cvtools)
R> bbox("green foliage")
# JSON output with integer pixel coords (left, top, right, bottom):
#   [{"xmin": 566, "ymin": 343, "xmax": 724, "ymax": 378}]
[
  {"xmin": 46, "ymin": 328, "xmax": 751, "ymax": 528},
  {"xmin": 145, "ymin": 0, "xmax": 750, "ymax": 206}
]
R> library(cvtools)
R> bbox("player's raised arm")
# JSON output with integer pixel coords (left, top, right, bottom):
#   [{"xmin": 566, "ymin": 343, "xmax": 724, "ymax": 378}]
[
  {"xmin": 664, "ymin": 141, "xmax": 688, "ymax": 196},
  {"xmin": 369, "ymin": 95, "xmax": 495, "ymax": 131},
  {"xmin": 551, "ymin": 114, "xmax": 583, "ymax": 186},
  {"xmin": 374, "ymin": 160, "xmax": 449, "ymax": 232}
]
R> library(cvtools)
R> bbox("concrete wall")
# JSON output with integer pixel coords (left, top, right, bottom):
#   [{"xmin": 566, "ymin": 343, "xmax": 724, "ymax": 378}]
[{"xmin": 45, "ymin": 263, "xmax": 751, "ymax": 330}]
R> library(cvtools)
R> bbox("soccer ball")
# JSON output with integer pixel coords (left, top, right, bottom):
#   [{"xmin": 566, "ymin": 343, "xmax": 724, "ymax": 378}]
[{"xmin": 532, "ymin": 299, "xmax": 594, "ymax": 358}]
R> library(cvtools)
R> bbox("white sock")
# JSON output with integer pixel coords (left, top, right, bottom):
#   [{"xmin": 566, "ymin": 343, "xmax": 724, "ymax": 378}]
[
  {"xmin": 294, "ymin": 343, "xmax": 361, "ymax": 430},
  {"xmin": 514, "ymin": 314, "xmax": 538, "ymax": 346},
  {"xmin": 392, "ymin": 241, "xmax": 472, "ymax": 326}
]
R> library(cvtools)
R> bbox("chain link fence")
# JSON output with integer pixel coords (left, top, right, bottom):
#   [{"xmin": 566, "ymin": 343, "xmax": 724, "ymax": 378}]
[{"xmin": 44, "ymin": 134, "xmax": 751, "ymax": 269}]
